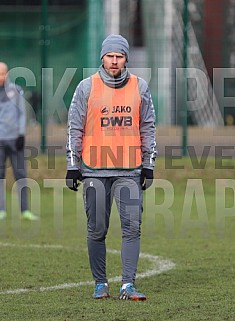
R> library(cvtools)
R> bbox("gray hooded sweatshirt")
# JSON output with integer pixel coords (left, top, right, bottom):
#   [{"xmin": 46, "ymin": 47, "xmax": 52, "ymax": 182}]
[
  {"xmin": 0, "ymin": 81, "xmax": 26, "ymax": 140},
  {"xmin": 66, "ymin": 66, "xmax": 157, "ymax": 177}
]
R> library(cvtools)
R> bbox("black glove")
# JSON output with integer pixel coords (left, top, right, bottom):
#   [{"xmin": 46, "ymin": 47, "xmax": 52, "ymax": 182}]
[
  {"xmin": 66, "ymin": 170, "xmax": 83, "ymax": 191},
  {"xmin": 140, "ymin": 168, "xmax": 154, "ymax": 190},
  {"xmin": 15, "ymin": 135, "xmax": 25, "ymax": 150}
]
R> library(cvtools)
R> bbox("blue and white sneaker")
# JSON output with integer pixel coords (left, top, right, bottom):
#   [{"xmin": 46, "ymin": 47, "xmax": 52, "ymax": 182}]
[
  {"xmin": 93, "ymin": 283, "xmax": 110, "ymax": 299},
  {"xmin": 119, "ymin": 283, "xmax": 147, "ymax": 301}
]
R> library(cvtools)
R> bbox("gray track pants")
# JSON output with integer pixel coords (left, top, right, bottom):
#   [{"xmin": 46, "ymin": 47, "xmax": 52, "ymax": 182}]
[
  {"xmin": 0, "ymin": 139, "xmax": 28, "ymax": 212},
  {"xmin": 83, "ymin": 176, "xmax": 143, "ymax": 285}
]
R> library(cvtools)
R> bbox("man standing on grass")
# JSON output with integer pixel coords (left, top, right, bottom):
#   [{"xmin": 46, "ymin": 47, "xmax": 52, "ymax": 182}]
[
  {"xmin": 66, "ymin": 35, "xmax": 157, "ymax": 300},
  {"xmin": 0, "ymin": 62, "xmax": 38, "ymax": 221}
]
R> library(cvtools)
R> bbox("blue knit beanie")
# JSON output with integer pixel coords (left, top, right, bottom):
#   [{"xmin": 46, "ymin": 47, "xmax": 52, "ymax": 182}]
[{"xmin": 100, "ymin": 34, "xmax": 129, "ymax": 61}]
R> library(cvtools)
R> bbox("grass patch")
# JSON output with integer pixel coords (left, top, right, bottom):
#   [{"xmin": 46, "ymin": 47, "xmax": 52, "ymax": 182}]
[{"xmin": 0, "ymin": 156, "xmax": 234, "ymax": 320}]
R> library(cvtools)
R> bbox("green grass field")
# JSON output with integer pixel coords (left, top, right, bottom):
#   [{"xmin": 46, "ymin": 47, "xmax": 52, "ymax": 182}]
[{"xmin": 0, "ymin": 156, "xmax": 234, "ymax": 321}]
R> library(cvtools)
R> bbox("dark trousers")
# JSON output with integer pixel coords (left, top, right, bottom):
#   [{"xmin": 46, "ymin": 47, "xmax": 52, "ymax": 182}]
[
  {"xmin": 83, "ymin": 176, "xmax": 143, "ymax": 285},
  {"xmin": 0, "ymin": 139, "xmax": 28, "ymax": 212}
]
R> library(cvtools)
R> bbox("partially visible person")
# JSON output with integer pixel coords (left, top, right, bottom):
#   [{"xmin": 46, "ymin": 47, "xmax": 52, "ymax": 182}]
[
  {"xmin": 0, "ymin": 62, "xmax": 38, "ymax": 221},
  {"xmin": 66, "ymin": 35, "xmax": 157, "ymax": 300}
]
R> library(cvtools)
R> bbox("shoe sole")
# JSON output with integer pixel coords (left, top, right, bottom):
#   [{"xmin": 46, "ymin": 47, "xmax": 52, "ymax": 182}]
[
  {"xmin": 21, "ymin": 216, "xmax": 39, "ymax": 221},
  {"xmin": 130, "ymin": 296, "xmax": 147, "ymax": 301},
  {"xmin": 93, "ymin": 294, "xmax": 110, "ymax": 299},
  {"xmin": 120, "ymin": 294, "xmax": 147, "ymax": 301}
]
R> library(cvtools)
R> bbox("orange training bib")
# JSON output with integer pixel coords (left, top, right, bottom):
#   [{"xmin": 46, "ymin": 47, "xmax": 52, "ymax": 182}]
[{"xmin": 82, "ymin": 72, "xmax": 142, "ymax": 169}]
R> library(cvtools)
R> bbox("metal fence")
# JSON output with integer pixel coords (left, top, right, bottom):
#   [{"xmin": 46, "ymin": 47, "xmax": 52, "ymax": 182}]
[
  {"xmin": 0, "ymin": 2, "xmax": 89, "ymax": 125},
  {"xmin": 1, "ymin": 0, "xmax": 235, "ymax": 128}
]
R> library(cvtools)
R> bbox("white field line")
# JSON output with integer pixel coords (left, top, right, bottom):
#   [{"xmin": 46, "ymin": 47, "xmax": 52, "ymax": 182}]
[
  {"xmin": 0, "ymin": 243, "xmax": 175, "ymax": 295},
  {"xmin": 0, "ymin": 242, "xmax": 67, "ymax": 250}
]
